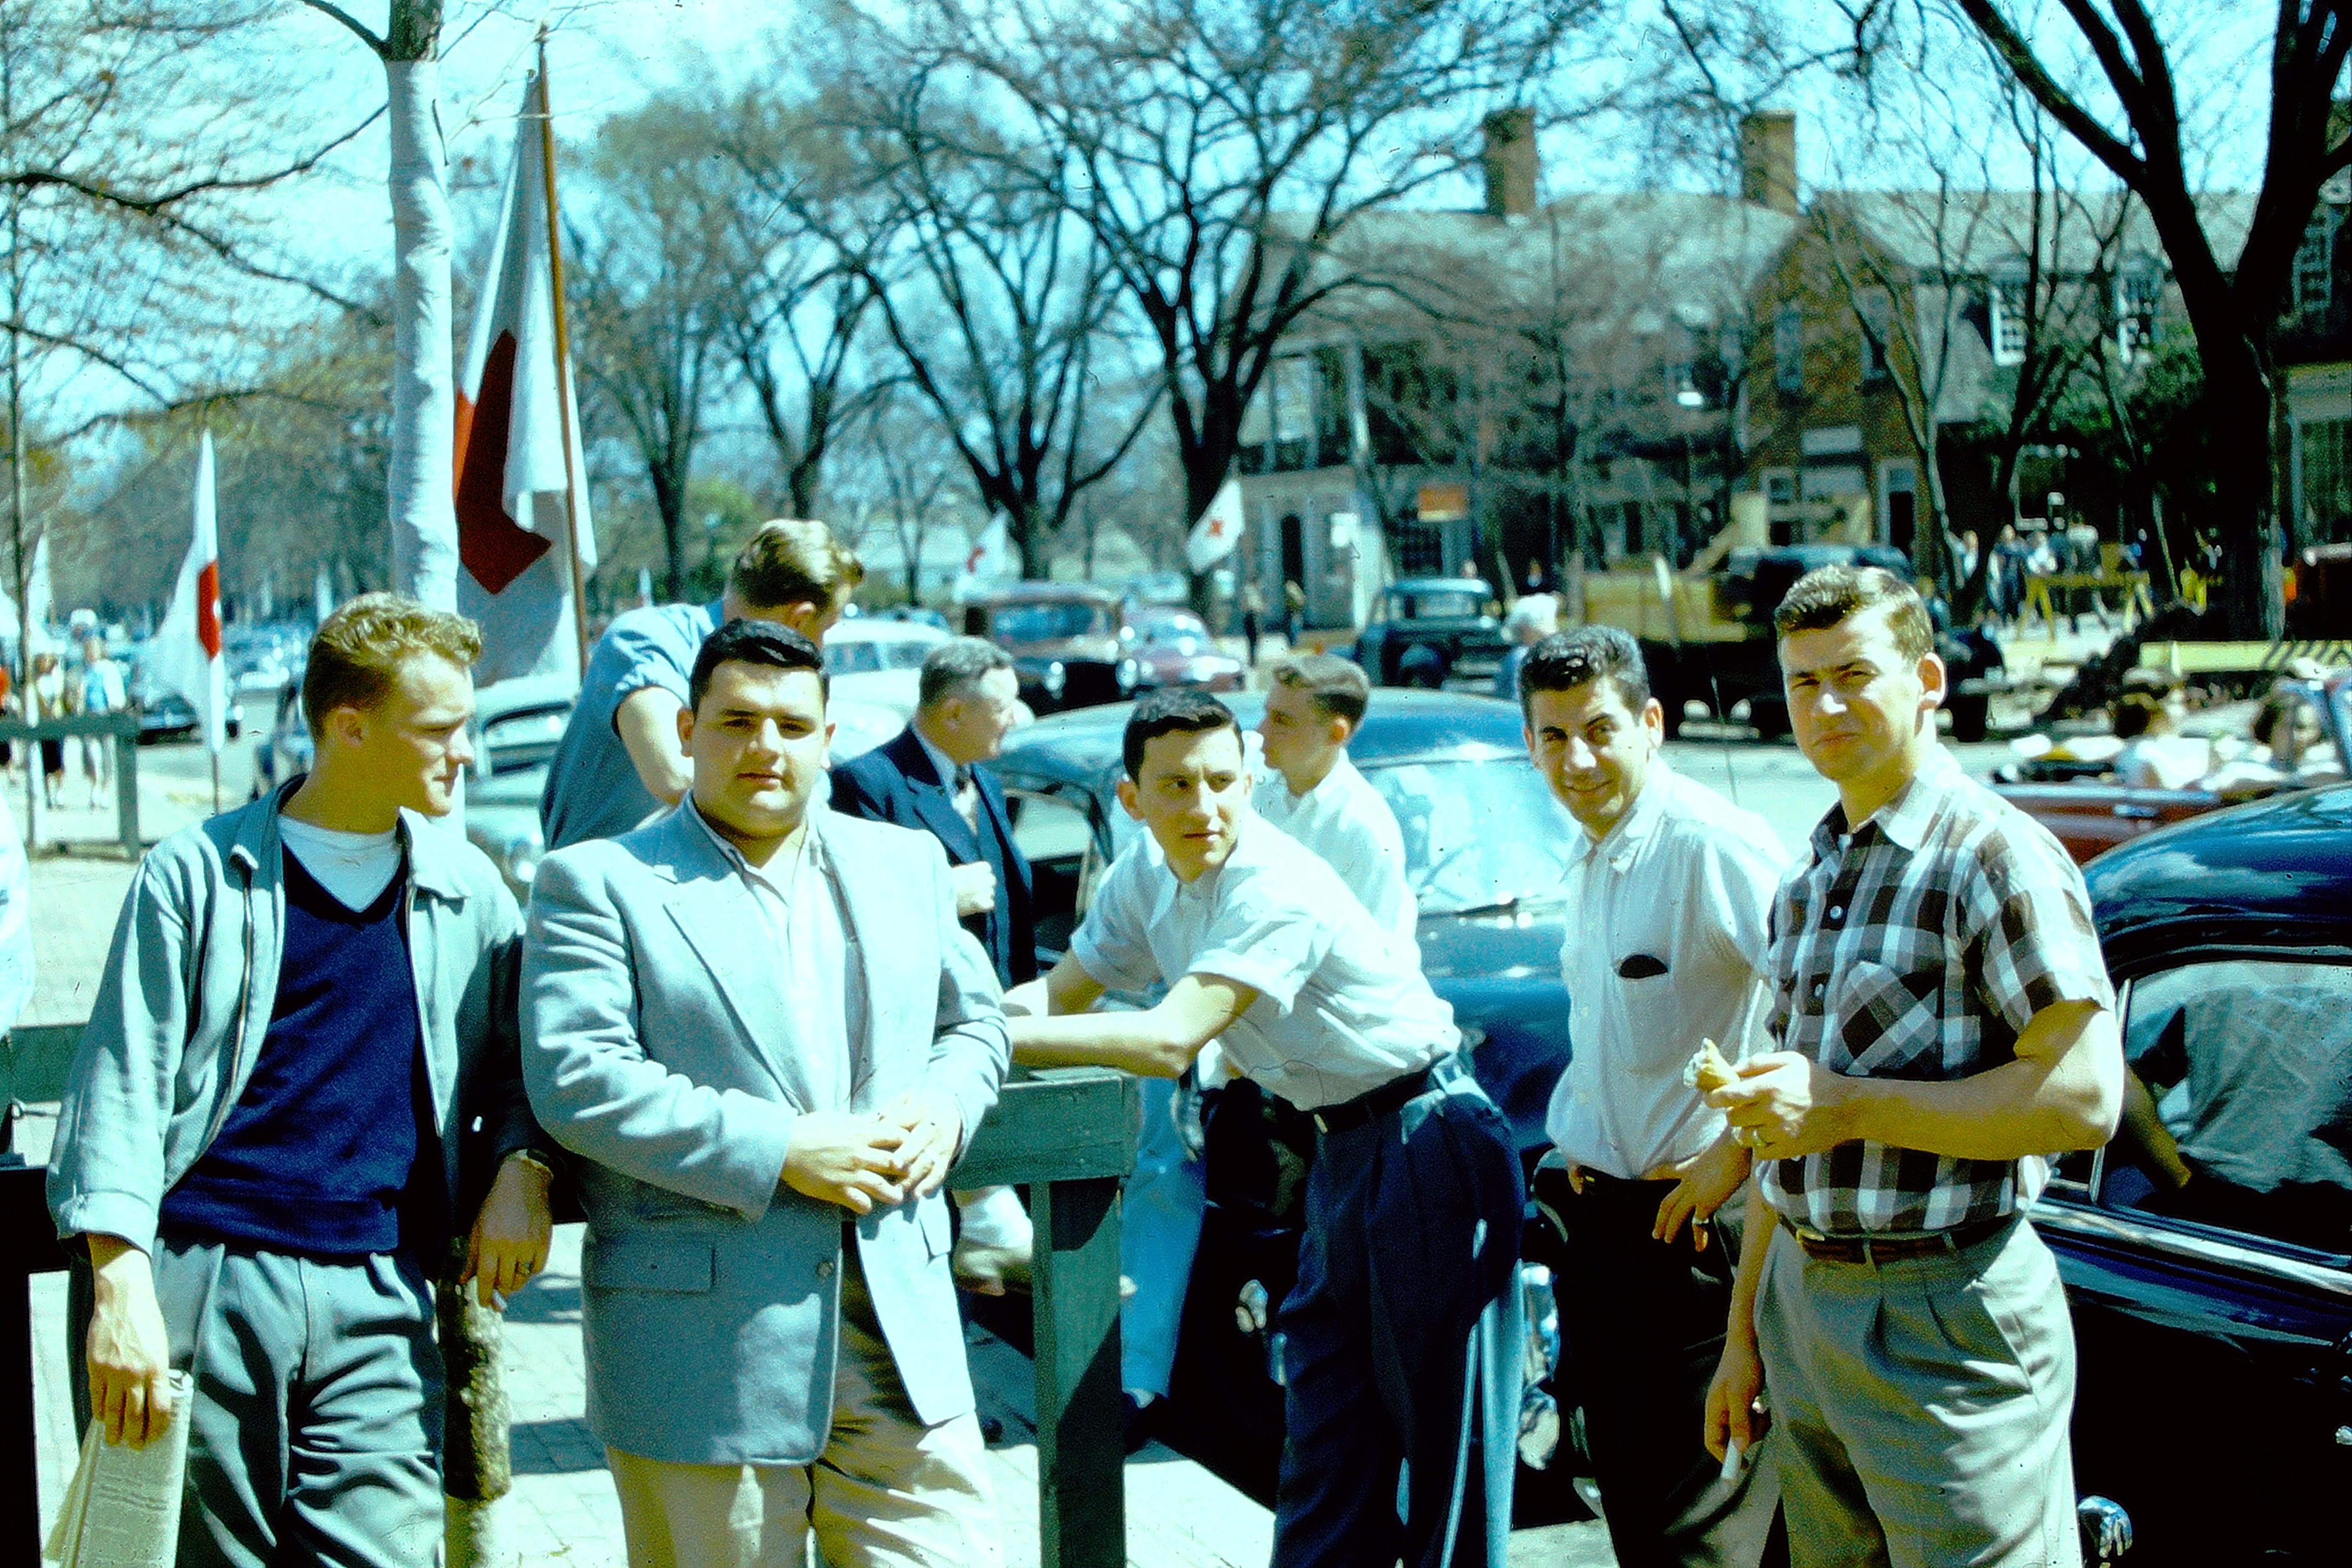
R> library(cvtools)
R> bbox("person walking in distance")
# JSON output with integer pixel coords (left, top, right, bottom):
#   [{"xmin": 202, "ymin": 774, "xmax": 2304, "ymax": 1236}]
[
  {"xmin": 48, "ymin": 596, "xmax": 555, "ymax": 1566},
  {"xmin": 1519, "ymin": 626, "xmax": 1787, "ymax": 1568},
  {"xmin": 524, "ymin": 620, "xmax": 1008, "ymax": 1568},
  {"xmin": 1705, "ymin": 565, "xmax": 2123, "ymax": 1568},
  {"xmin": 77, "ymin": 635, "xmax": 128, "ymax": 808}
]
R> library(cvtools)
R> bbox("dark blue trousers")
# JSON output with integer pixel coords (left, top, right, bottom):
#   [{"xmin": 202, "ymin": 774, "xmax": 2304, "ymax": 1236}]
[{"xmin": 1271, "ymin": 1058, "xmax": 1524, "ymax": 1568}]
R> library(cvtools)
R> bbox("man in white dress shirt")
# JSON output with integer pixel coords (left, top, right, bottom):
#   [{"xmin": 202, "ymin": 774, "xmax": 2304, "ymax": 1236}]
[
  {"xmin": 1522, "ymin": 626, "xmax": 1788, "ymax": 1568},
  {"xmin": 1008, "ymin": 689, "xmax": 1523, "ymax": 1568},
  {"xmin": 1253, "ymin": 654, "xmax": 1415, "ymax": 948}
]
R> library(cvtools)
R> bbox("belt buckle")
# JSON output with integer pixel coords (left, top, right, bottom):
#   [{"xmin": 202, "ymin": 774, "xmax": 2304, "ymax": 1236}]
[{"xmin": 1312, "ymin": 1110, "xmax": 1332, "ymax": 1134}]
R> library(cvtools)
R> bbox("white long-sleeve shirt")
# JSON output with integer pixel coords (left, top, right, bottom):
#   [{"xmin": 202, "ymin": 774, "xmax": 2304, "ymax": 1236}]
[{"xmin": 1251, "ymin": 752, "xmax": 1417, "ymax": 955}]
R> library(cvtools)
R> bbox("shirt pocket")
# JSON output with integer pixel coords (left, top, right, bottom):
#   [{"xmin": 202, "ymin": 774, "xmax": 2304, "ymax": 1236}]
[{"xmin": 1834, "ymin": 960, "xmax": 1943, "ymax": 1075}]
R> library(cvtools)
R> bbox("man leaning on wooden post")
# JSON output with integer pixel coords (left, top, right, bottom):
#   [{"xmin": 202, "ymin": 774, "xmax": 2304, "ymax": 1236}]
[{"xmin": 46, "ymin": 596, "xmax": 557, "ymax": 1567}]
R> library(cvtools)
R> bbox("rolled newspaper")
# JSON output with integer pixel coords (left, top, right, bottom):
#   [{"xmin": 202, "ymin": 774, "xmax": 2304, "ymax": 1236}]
[{"xmin": 43, "ymin": 1370, "xmax": 193, "ymax": 1566}]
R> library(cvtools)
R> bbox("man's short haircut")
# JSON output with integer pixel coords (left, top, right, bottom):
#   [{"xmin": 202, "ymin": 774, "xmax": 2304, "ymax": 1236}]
[
  {"xmin": 1772, "ymin": 564, "xmax": 1933, "ymax": 662},
  {"xmin": 919, "ymin": 637, "xmax": 1015, "ymax": 710},
  {"xmin": 1122, "ymin": 687, "xmax": 1241, "ymax": 780},
  {"xmin": 728, "ymin": 519, "xmax": 864, "ymax": 615},
  {"xmin": 1267, "ymin": 652, "xmax": 1370, "ymax": 727},
  {"xmin": 689, "ymin": 618, "xmax": 827, "ymax": 715},
  {"xmin": 302, "ymin": 593, "xmax": 481, "ymax": 739},
  {"xmin": 2112, "ymin": 692, "xmax": 2163, "ymax": 740},
  {"xmin": 1517, "ymin": 625, "xmax": 1651, "ymax": 718}
]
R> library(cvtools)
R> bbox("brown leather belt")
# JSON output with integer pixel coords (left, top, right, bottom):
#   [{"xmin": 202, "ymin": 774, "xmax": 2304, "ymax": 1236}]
[
  {"xmin": 1308, "ymin": 1065, "xmax": 1436, "ymax": 1135},
  {"xmin": 1779, "ymin": 1212, "xmax": 2012, "ymax": 1265}
]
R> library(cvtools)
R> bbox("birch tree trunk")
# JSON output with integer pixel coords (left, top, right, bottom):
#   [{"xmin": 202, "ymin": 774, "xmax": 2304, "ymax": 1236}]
[{"xmin": 385, "ymin": 54, "xmax": 458, "ymax": 612}]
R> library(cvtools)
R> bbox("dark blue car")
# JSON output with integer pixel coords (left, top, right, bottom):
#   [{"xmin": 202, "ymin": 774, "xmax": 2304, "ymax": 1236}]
[
  {"xmin": 992, "ymin": 689, "xmax": 1581, "ymax": 1506},
  {"xmin": 2034, "ymin": 781, "xmax": 2352, "ymax": 1566}
]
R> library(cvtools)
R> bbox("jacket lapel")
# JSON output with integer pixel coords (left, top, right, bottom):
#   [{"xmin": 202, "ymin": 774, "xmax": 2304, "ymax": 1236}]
[
  {"xmin": 822, "ymin": 811, "xmax": 890, "ymax": 1103},
  {"xmin": 654, "ymin": 813, "xmax": 815, "ymax": 1111},
  {"xmin": 890, "ymin": 729, "xmax": 982, "ymax": 863}
]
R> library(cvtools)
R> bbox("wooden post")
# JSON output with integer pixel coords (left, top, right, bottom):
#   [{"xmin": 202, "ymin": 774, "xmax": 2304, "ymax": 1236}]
[
  {"xmin": 534, "ymin": 31, "xmax": 593, "ymax": 678},
  {"xmin": 1032, "ymin": 1177, "xmax": 1127, "ymax": 1568},
  {"xmin": 112, "ymin": 720, "xmax": 138, "ymax": 857}
]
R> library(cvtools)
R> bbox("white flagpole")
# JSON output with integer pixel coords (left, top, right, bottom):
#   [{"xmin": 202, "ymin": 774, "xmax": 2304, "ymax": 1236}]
[{"xmin": 536, "ymin": 28, "xmax": 592, "ymax": 674}]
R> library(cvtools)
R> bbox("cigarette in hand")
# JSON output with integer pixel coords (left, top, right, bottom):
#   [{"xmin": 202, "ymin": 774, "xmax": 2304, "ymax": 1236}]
[{"xmin": 1720, "ymin": 1438, "xmax": 1745, "ymax": 1485}]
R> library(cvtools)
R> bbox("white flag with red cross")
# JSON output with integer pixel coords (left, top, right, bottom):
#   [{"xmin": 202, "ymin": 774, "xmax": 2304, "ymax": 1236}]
[
  {"xmin": 453, "ymin": 67, "xmax": 596, "ymax": 685},
  {"xmin": 1185, "ymin": 475, "xmax": 1245, "ymax": 573},
  {"xmin": 150, "ymin": 431, "xmax": 227, "ymax": 753}
]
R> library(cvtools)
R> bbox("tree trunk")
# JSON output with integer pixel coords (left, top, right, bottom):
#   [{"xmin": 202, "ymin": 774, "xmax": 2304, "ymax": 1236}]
[
  {"xmin": 385, "ymin": 54, "xmax": 456, "ymax": 612},
  {"xmin": 2202, "ymin": 342, "xmax": 2285, "ymax": 639},
  {"xmin": 650, "ymin": 466, "xmax": 689, "ymax": 600}
]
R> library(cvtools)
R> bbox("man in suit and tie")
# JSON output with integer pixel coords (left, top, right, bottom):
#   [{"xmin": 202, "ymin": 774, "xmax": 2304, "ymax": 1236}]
[
  {"xmin": 831, "ymin": 637, "xmax": 1036, "ymax": 1297},
  {"xmin": 523, "ymin": 619, "xmax": 1009, "ymax": 1568}
]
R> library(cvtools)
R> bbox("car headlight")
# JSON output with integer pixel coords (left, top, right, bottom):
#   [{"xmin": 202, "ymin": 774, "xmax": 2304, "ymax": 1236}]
[
  {"xmin": 1116, "ymin": 657, "xmax": 1141, "ymax": 692},
  {"xmin": 1044, "ymin": 661, "xmax": 1068, "ymax": 697}
]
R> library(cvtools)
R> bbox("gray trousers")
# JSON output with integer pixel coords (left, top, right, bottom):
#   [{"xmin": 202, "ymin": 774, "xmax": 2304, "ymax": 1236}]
[
  {"xmin": 72, "ymin": 1240, "xmax": 445, "ymax": 1568},
  {"xmin": 1755, "ymin": 1217, "xmax": 2081, "ymax": 1568}
]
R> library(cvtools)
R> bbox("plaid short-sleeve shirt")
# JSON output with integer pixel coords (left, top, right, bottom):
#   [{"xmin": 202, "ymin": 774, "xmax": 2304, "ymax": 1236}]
[{"xmin": 1759, "ymin": 744, "xmax": 2115, "ymax": 1235}]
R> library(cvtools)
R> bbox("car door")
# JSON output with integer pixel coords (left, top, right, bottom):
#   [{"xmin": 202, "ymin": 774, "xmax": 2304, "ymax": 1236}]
[
  {"xmin": 998, "ymin": 778, "xmax": 1106, "ymax": 965},
  {"xmin": 2035, "ymin": 954, "xmax": 2352, "ymax": 1566}
]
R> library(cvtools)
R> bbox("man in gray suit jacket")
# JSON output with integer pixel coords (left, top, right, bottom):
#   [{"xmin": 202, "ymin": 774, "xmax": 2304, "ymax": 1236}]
[{"xmin": 523, "ymin": 618, "xmax": 1009, "ymax": 1568}]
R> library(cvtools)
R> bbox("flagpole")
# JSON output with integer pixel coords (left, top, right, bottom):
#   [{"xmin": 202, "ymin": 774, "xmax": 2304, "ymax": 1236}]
[{"xmin": 535, "ymin": 28, "xmax": 593, "ymax": 676}]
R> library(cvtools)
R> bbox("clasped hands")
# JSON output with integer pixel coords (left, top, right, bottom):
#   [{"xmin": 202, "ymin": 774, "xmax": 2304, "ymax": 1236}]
[{"xmin": 781, "ymin": 1089, "xmax": 964, "ymax": 1213}]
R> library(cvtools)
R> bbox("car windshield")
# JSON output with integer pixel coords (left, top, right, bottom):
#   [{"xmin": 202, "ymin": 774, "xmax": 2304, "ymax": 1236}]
[
  {"xmin": 992, "ymin": 603, "xmax": 1110, "ymax": 642},
  {"xmin": 1363, "ymin": 755, "xmax": 1574, "ymax": 915},
  {"xmin": 1390, "ymin": 591, "xmax": 1480, "ymax": 620}
]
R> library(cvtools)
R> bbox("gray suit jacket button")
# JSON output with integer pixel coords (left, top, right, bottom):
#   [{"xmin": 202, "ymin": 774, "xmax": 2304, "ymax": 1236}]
[{"xmin": 816, "ymin": 1259, "xmax": 835, "ymax": 1279}]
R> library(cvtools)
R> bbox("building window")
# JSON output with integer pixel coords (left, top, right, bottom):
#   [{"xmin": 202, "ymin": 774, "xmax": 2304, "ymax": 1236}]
[
  {"xmin": 2299, "ymin": 416, "xmax": 2352, "ymax": 541},
  {"xmin": 1762, "ymin": 467, "xmax": 1797, "ymax": 508},
  {"xmin": 2293, "ymin": 208, "xmax": 2340, "ymax": 319},
  {"xmin": 1855, "ymin": 286, "xmax": 1893, "ymax": 385},
  {"xmin": 2115, "ymin": 264, "xmax": 2162, "ymax": 361},
  {"xmin": 1988, "ymin": 278, "xmax": 2028, "ymax": 367},
  {"xmin": 1271, "ymin": 355, "xmax": 1314, "ymax": 472},
  {"xmin": 1773, "ymin": 305, "xmax": 1805, "ymax": 394}
]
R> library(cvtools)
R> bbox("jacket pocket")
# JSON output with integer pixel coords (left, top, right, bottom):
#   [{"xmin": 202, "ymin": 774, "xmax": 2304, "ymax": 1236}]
[{"xmin": 584, "ymin": 1234, "xmax": 717, "ymax": 1294}]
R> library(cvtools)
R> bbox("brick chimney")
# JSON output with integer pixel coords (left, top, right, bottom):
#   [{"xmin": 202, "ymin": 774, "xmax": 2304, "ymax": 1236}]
[
  {"xmin": 1482, "ymin": 108, "xmax": 1538, "ymax": 218},
  {"xmin": 1740, "ymin": 111, "xmax": 1799, "ymax": 215}
]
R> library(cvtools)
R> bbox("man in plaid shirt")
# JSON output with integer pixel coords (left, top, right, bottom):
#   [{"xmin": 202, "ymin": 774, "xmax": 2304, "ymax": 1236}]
[{"xmin": 1701, "ymin": 565, "xmax": 2123, "ymax": 1568}]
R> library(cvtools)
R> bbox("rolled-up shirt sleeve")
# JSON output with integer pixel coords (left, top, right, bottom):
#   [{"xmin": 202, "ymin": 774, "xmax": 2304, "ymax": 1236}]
[
  {"xmin": 1968, "ymin": 825, "xmax": 2116, "ymax": 1034},
  {"xmin": 1066, "ymin": 845, "xmax": 1162, "ymax": 993},
  {"xmin": 1188, "ymin": 882, "xmax": 1333, "ymax": 1016}
]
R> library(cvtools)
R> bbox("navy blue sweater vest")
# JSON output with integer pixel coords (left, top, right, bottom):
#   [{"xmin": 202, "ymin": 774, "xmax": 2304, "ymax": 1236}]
[{"xmin": 159, "ymin": 848, "xmax": 440, "ymax": 1257}]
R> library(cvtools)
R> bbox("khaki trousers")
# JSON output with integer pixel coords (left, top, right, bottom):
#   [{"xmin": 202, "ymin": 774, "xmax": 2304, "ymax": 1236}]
[
  {"xmin": 1755, "ymin": 1217, "xmax": 2082, "ymax": 1568},
  {"xmin": 607, "ymin": 1254, "xmax": 1000, "ymax": 1568}
]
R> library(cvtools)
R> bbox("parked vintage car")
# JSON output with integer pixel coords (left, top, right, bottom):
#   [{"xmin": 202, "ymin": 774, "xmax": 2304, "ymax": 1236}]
[
  {"xmin": 823, "ymin": 616, "xmax": 949, "ymax": 720},
  {"xmin": 989, "ymin": 688, "xmax": 1580, "ymax": 1507},
  {"xmin": 2026, "ymin": 781, "xmax": 2352, "ymax": 1566},
  {"xmin": 1120, "ymin": 605, "xmax": 1246, "ymax": 695},
  {"xmin": 962, "ymin": 583, "xmax": 1142, "ymax": 712},
  {"xmin": 1346, "ymin": 576, "xmax": 1507, "ymax": 689},
  {"xmin": 1994, "ymin": 671, "xmax": 2350, "ymax": 863}
]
